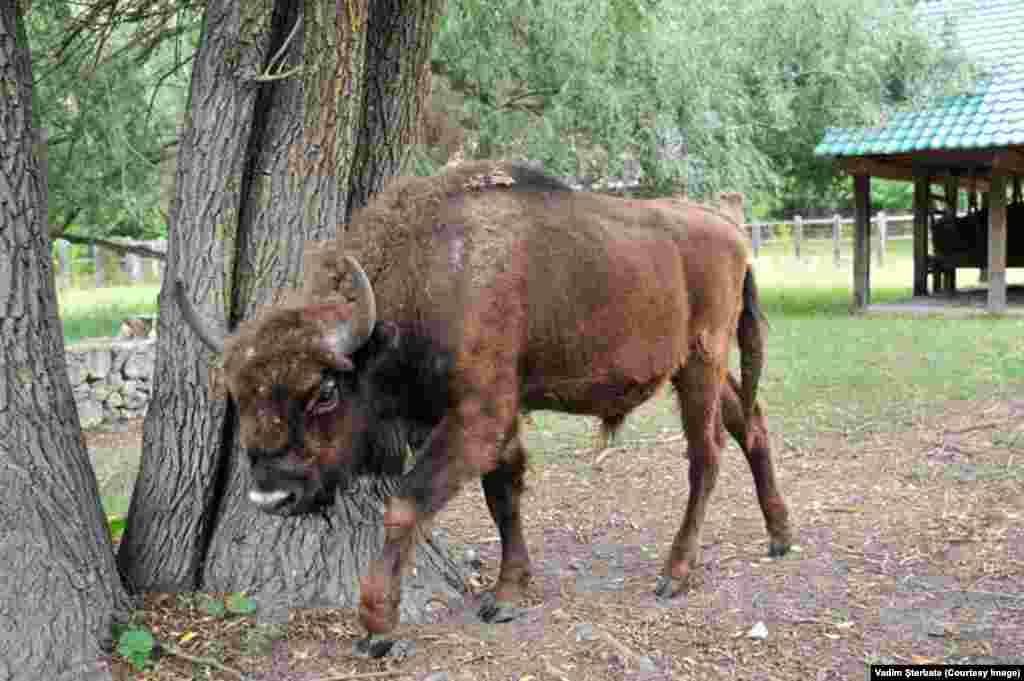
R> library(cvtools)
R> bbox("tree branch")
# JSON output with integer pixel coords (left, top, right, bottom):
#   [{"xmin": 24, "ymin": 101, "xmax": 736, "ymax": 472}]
[
  {"xmin": 160, "ymin": 642, "xmax": 244, "ymax": 680},
  {"xmin": 55, "ymin": 209, "xmax": 82, "ymax": 237},
  {"xmin": 56, "ymin": 233, "xmax": 166, "ymax": 260},
  {"xmin": 499, "ymin": 87, "xmax": 559, "ymax": 115},
  {"xmin": 146, "ymin": 54, "xmax": 195, "ymax": 127},
  {"xmin": 253, "ymin": 15, "xmax": 303, "ymax": 82}
]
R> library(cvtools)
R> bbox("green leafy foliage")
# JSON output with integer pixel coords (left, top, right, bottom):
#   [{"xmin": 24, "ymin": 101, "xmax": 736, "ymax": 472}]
[
  {"xmin": 434, "ymin": 0, "xmax": 975, "ymax": 211},
  {"xmin": 225, "ymin": 592, "xmax": 257, "ymax": 616},
  {"xmin": 25, "ymin": 1, "xmax": 201, "ymax": 240},
  {"xmin": 196, "ymin": 592, "xmax": 257, "ymax": 618},
  {"xmin": 107, "ymin": 515, "xmax": 126, "ymax": 542},
  {"xmin": 115, "ymin": 626, "xmax": 155, "ymax": 671},
  {"xmin": 198, "ymin": 594, "xmax": 227, "ymax": 618}
]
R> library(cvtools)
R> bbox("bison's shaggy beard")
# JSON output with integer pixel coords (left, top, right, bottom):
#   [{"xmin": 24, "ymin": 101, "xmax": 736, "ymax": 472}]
[{"xmin": 315, "ymin": 327, "xmax": 454, "ymax": 507}]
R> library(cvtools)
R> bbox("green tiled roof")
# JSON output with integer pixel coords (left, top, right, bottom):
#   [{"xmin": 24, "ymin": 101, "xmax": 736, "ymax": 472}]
[{"xmin": 815, "ymin": 0, "xmax": 1024, "ymax": 157}]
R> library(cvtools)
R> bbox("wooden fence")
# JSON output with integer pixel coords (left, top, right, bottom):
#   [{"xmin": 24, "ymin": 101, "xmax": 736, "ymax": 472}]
[
  {"xmin": 745, "ymin": 211, "xmax": 912, "ymax": 267},
  {"xmin": 53, "ymin": 239, "xmax": 165, "ymax": 289},
  {"xmin": 51, "ymin": 210, "xmax": 912, "ymax": 288}
]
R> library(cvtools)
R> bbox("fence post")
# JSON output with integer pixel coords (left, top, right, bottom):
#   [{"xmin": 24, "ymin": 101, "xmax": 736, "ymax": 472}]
[
  {"xmin": 794, "ymin": 215, "xmax": 803, "ymax": 260},
  {"xmin": 751, "ymin": 222, "xmax": 761, "ymax": 258},
  {"xmin": 876, "ymin": 210, "xmax": 887, "ymax": 267},
  {"xmin": 56, "ymin": 239, "xmax": 72, "ymax": 289},
  {"xmin": 832, "ymin": 214, "xmax": 842, "ymax": 268},
  {"xmin": 126, "ymin": 252, "xmax": 145, "ymax": 283},
  {"xmin": 92, "ymin": 243, "xmax": 105, "ymax": 288}
]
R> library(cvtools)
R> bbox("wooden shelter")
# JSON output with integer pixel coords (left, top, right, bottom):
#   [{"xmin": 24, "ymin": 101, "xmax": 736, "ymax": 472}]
[{"xmin": 815, "ymin": 0, "xmax": 1024, "ymax": 313}]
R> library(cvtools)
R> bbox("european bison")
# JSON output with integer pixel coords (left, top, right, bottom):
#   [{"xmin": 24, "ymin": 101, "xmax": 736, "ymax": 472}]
[{"xmin": 176, "ymin": 161, "xmax": 793, "ymax": 637}]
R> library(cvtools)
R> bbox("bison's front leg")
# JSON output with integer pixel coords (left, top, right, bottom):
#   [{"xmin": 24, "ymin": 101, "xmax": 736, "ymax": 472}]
[
  {"xmin": 359, "ymin": 417, "xmax": 460, "ymax": 636},
  {"xmin": 359, "ymin": 393, "xmax": 519, "ymax": 635},
  {"xmin": 478, "ymin": 436, "xmax": 531, "ymax": 623},
  {"xmin": 358, "ymin": 496, "xmax": 420, "ymax": 636}
]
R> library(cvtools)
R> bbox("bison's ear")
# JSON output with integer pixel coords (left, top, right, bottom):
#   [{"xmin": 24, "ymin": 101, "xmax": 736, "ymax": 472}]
[{"xmin": 209, "ymin": 366, "xmax": 229, "ymax": 400}]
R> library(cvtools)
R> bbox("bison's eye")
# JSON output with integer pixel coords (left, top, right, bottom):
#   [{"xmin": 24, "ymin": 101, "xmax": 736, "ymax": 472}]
[{"xmin": 309, "ymin": 376, "xmax": 340, "ymax": 415}]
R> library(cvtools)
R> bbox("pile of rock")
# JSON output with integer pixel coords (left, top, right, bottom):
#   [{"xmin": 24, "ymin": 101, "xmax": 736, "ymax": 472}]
[{"xmin": 65, "ymin": 337, "xmax": 156, "ymax": 429}]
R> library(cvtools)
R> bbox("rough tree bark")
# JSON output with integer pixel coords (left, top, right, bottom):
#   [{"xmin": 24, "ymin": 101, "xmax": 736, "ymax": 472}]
[
  {"xmin": 117, "ymin": 0, "xmax": 271, "ymax": 591},
  {"xmin": 346, "ymin": 0, "xmax": 444, "ymax": 220},
  {"xmin": 0, "ymin": 3, "xmax": 130, "ymax": 679},
  {"xmin": 119, "ymin": 0, "xmax": 461, "ymax": 622}
]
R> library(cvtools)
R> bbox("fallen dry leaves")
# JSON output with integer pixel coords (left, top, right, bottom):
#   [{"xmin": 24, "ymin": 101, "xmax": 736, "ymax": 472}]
[{"xmin": 106, "ymin": 398, "xmax": 1022, "ymax": 680}]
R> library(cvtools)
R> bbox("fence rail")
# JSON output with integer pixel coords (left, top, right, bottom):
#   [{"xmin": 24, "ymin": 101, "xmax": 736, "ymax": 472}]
[
  {"xmin": 51, "ymin": 211, "xmax": 915, "ymax": 288},
  {"xmin": 744, "ymin": 211, "xmax": 912, "ymax": 267},
  {"xmin": 53, "ymin": 239, "xmax": 164, "ymax": 289}
]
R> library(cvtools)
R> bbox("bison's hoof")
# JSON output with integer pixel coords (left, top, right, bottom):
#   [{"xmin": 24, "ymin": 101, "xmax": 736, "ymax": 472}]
[
  {"xmin": 654, "ymin": 575, "xmax": 683, "ymax": 600},
  {"xmin": 768, "ymin": 539, "xmax": 791, "ymax": 558},
  {"xmin": 359, "ymin": 573, "xmax": 399, "ymax": 635},
  {"xmin": 353, "ymin": 636, "xmax": 416, "ymax": 659},
  {"xmin": 478, "ymin": 592, "xmax": 525, "ymax": 623}
]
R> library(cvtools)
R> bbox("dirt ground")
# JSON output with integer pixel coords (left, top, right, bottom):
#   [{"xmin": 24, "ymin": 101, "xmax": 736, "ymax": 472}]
[{"xmin": 101, "ymin": 397, "xmax": 1024, "ymax": 681}]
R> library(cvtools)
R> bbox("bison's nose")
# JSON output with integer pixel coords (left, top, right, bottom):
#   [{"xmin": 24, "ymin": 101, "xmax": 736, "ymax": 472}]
[{"xmin": 248, "ymin": 488, "xmax": 294, "ymax": 510}]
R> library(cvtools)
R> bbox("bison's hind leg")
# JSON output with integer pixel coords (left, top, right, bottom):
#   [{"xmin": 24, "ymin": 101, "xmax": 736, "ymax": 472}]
[
  {"xmin": 478, "ymin": 436, "xmax": 532, "ymax": 623},
  {"xmin": 655, "ymin": 350, "xmax": 728, "ymax": 600},
  {"xmin": 720, "ymin": 373, "xmax": 793, "ymax": 557}
]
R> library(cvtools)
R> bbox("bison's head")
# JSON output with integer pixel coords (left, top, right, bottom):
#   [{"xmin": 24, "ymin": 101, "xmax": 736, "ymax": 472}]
[{"xmin": 175, "ymin": 258, "xmax": 445, "ymax": 517}]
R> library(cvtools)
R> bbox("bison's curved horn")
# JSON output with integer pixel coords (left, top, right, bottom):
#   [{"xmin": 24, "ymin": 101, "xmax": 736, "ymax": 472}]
[
  {"xmin": 173, "ymin": 279, "xmax": 226, "ymax": 355},
  {"xmin": 333, "ymin": 255, "xmax": 377, "ymax": 355}
]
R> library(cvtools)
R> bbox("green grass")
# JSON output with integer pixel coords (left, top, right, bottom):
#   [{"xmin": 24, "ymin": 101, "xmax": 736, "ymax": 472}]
[
  {"xmin": 59, "ymin": 285, "xmax": 160, "ymax": 344},
  {"xmin": 751, "ymin": 240, "xmax": 1024, "ymax": 447},
  {"xmin": 90, "ymin": 445, "xmax": 140, "ymax": 517}
]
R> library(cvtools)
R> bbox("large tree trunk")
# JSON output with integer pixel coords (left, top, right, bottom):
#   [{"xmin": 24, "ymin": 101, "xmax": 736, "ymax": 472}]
[
  {"xmin": 0, "ymin": 3, "xmax": 129, "ymax": 679},
  {"xmin": 345, "ymin": 0, "xmax": 444, "ymax": 220},
  {"xmin": 117, "ymin": 0, "xmax": 271, "ymax": 591},
  {"xmin": 120, "ymin": 0, "xmax": 462, "ymax": 621}
]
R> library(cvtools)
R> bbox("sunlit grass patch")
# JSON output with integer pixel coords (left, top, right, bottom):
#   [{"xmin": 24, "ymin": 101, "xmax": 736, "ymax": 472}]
[{"xmin": 59, "ymin": 284, "xmax": 160, "ymax": 343}]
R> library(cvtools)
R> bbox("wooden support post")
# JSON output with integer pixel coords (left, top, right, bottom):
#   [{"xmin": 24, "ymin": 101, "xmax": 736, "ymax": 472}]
[
  {"xmin": 942, "ymin": 178, "xmax": 958, "ymax": 296},
  {"xmin": 979, "ymin": 191, "xmax": 989, "ymax": 283},
  {"xmin": 875, "ymin": 210, "xmax": 887, "ymax": 267},
  {"xmin": 832, "ymin": 214, "xmax": 842, "ymax": 268},
  {"xmin": 988, "ymin": 174, "xmax": 1007, "ymax": 313},
  {"xmin": 794, "ymin": 215, "xmax": 803, "ymax": 261},
  {"xmin": 913, "ymin": 174, "xmax": 929, "ymax": 296},
  {"xmin": 944, "ymin": 176, "xmax": 959, "ymax": 217},
  {"xmin": 853, "ymin": 174, "xmax": 871, "ymax": 309}
]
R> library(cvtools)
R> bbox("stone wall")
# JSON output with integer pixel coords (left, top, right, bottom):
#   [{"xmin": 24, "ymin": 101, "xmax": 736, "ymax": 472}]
[{"xmin": 66, "ymin": 338, "xmax": 156, "ymax": 429}]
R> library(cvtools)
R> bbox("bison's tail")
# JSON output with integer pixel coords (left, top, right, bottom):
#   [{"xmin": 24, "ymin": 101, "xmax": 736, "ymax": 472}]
[{"xmin": 737, "ymin": 267, "xmax": 766, "ymax": 426}]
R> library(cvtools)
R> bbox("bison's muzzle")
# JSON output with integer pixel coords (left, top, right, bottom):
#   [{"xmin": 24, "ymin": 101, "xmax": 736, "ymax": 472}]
[
  {"xmin": 174, "ymin": 255, "xmax": 376, "ymax": 517},
  {"xmin": 245, "ymin": 443, "xmax": 349, "ymax": 516}
]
